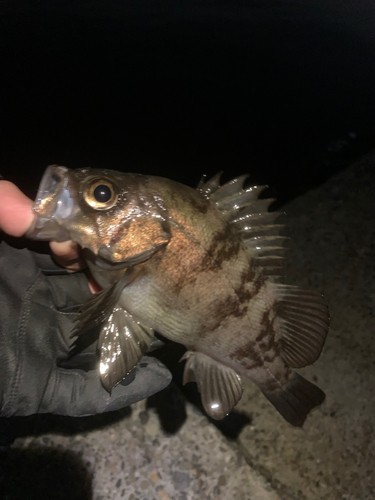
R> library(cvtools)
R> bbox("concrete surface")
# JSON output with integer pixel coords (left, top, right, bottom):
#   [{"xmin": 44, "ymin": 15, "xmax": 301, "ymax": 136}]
[
  {"xmin": 6, "ymin": 402, "xmax": 280, "ymax": 500},
  {"xmin": 236, "ymin": 151, "xmax": 375, "ymax": 500},
  {"xmin": 4, "ymin": 152, "xmax": 375, "ymax": 499}
]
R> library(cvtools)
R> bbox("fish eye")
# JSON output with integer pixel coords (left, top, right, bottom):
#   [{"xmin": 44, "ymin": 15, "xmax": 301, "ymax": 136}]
[
  {"xmin": 82, "ymin": 178, "xmax": 118, "ymax": 210},
  {"xmin": 94, "ymin": 184, "xmax": 112, "ymax": 203}
]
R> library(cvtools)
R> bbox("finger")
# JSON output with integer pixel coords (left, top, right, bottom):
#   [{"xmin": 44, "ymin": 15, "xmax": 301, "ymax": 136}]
[
  {"xmin": 49, "ymin": 240, "xmax": 86, "ymax": 272},
  {"xmin": 49, "ymin": 241, "xmax": 101, "ymax": 292},
  {"xmin": 0, "ymin": 181, "xmax": 34, "ymax": 237},
  {"xmin": 0, "ymin": 181, "xmax": 98, "ymax": 289}
]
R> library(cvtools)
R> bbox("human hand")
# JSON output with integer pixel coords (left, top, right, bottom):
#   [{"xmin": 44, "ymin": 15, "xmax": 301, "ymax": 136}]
[
  {"xmin": 0, "ymin": 180, "xmax": 171, "ymax": 417},
  {"xmin": 0, "ymin": 180, "xmax": 96, "ymax": 287}
]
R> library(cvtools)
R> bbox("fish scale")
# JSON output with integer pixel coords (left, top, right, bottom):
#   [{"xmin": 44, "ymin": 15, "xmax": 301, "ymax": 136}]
[{"xmin": 27, "ymin": 165, "xmax": 330, "ymax": 426}]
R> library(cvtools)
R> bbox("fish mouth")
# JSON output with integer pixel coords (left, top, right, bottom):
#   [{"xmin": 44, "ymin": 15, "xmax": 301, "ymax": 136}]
[
  {"xmin": 33, "ymin": 165, "xmax": 69, "ymax": 216},
  {"xmin": 26, "ymin": 165, "xmax": 76, "ymax": 241}
]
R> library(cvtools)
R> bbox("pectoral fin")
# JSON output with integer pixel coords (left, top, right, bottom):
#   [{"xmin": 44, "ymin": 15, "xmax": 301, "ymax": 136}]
[
  {"xmin": 181, "ymin": 351, "xmax": 243, "ymax": 420},
  {"xmin": 98, "ymin": 307, "xmax": 154, "ymax": 391},
  {"xmin": 71, "ymin": 269, "xmax": 134, "ymax": 337}
]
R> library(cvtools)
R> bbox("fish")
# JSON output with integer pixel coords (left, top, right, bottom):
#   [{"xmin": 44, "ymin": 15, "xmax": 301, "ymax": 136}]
[{"xmin": 27, "ymin": 164, "xmax": 330, "ymax": 426}]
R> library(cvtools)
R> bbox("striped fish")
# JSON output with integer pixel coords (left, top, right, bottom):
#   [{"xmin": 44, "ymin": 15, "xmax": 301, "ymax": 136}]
[{"xmin": 28, "ymin": 165, "xmax": 329, "ymax": 426}]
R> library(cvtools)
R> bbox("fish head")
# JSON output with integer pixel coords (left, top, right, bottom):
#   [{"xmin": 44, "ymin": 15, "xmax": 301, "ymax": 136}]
[{"xmin": 27, "ymin": 165, "xmax": 171, "ymax": 266}]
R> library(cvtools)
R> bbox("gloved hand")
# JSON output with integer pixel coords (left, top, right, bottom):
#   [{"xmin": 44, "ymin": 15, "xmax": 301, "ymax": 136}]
[{"xmin": 0, "ymin": 181, "xmax": 171, "ymax": 417}]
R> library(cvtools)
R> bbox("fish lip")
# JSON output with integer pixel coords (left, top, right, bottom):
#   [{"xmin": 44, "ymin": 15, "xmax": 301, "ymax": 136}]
[
  {"xmin": 25, "ymin": 165, "xmax": 75, "ymax": 241},
  {"xmin": 32, "ymin": 165, "xmax": 70, "ymax": 217}
]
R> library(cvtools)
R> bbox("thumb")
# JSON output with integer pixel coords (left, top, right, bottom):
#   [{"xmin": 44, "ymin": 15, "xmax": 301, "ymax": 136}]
[
  {"xmin": 41, "ymin": 357, "xmax": 172, "ymax": 416},
  {"xmin": 0, "ymin": 181, "xmax": 34, "ymax": 236}
]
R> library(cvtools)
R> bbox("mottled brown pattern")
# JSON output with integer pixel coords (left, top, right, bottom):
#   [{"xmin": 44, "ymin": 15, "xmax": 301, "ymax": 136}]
[
  {"xmin": 165, "ymin": 222, "xmax": 224, "ymax": 295},
  {"xmin": 230, "ymin": 308, "xmax": 281, "ymax": 374},
  {"xmin": 166, "ymin": 183, "xmax": 210, "ymax": 219},
  {"xmin": 258, "ymin": 309, "xmax": 280, "ymax": 360},
  {"xmin": 181, "ymin": 223, "xmax": 243, "ymax": 276},
  {"xmin": 234, "ymin": 281, "xmax": 252, "ymax": 304},
  {"xmin": 188, "ymin": 194, "xmax": 209, "ymax": 214},
  {"xmin": 252, "ymin": 271, "xmax": 266, "ymax": 296},
  {"xmin": 230, "ymin": 341, "xmax": 263, "ymax": 369},
  {"xmin": 170, "ymin": 270, "xmax": 197, "ymax": 295},
  {"xmin": 198, "ymin": 250, "xmax": 221, "ymax": 273},
  {"xmin": 110, "ymin": 231, "xmax": 123, "ymax": 245},
  {"xmin": 215, "ymin": 295, "xmax": 248, "ymax": 321},
  {"xmin": 234, "ymin": 263, "xmax": 261, "ymax": 304},
  {"xmin": 205, "ymin": 225, "xmax": 242, "ymax": 269},
  {"xmin": 197, "ymin": 294, "xmax": 249, "ymax": 336},
  {"xmin": 166, "ymin": 237, "xmax": 200, "ymax": 295},
  {"xmin": 263, "ymin": 352, "xmax": 277, "ymax": 363},
  {"xmin": 256, "ymin": 328, "xmax": 269, "ymax": 343},
  {"xmin": 240, "ymin": 262, "xmax": 257, "ymax": 284}
]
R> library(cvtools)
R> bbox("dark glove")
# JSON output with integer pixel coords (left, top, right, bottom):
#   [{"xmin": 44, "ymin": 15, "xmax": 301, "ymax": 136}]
[{"xmin": 0, "ymin": 239, "xmax": 171, "ymax": 417}]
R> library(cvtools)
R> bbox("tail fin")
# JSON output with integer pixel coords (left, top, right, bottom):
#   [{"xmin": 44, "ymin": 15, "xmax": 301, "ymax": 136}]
[{"xmin": 262, "ymin": 373, "xmax": 325, "ymax": 427}]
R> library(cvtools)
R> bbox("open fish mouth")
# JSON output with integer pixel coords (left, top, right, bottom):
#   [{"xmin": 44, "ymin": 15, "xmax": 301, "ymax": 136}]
[
  {"xmin": 33, "ymin": 165, "xmax": 71, "ymax": 217},
  {"xmin": 26, "ymin": 165, "xmax": 76, "ymax": 241}
]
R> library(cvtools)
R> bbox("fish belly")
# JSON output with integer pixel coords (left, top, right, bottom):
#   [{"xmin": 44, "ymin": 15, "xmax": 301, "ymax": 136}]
[{"xmin": 118, "ymin": 267, "xmax": 235, "ymax": 346}]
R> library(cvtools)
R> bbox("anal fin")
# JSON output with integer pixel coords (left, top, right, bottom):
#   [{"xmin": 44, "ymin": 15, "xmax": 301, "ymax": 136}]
[
  {"xmin": 262, "ymin": 373, "xmax": 325, "ymax": 427},
  {"xmin": 99, "ymin": 307, "xmax": 154, "ymax": 392},
  {"xmin": 181, "ymin": 351, "xmax": 243, "ymax": 420}
]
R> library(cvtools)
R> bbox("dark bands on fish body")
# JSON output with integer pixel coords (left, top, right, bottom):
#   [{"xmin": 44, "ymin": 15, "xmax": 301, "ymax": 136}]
[
  {"xmin": 188, "ymin": 194, "xmax": 209, "ymax": 214},
  {"xmin": 27, "ymin": 165, "xmax": 330, "ymax": 426}
]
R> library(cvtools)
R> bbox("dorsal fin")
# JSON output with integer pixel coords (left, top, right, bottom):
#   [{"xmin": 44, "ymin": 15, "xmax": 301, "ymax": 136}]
[
  {"xmin": 197, "ymin": 171, "xmax": 223, "ymax": 197},
  {"xmin": 197, "ymin": 173, "xmax": 287, "ymax": 282}
]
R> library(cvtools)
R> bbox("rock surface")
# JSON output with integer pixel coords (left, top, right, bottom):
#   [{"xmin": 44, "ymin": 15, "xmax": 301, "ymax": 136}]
[
  {"xmin": 237, "ymin": 151, "xmax": 375, "ymax": 500},
  {"xmin": 7, "ymin": 402, "xmax": 279, "ymax": 500}
]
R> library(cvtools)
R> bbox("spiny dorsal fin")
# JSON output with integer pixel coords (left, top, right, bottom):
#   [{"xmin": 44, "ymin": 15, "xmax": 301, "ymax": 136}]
[
  {"xmin": 197, "ymin": 172, "xmax": 286, "ymax": 281},
  {"xmin": 197, "ymin": 171, "xmax": 223, "ymax": 197}
]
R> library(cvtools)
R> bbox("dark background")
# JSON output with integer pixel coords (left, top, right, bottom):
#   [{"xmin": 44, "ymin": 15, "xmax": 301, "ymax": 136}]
[{"xmin": 1, "ymin": 0, "xmax": 375, "ymax": 204}]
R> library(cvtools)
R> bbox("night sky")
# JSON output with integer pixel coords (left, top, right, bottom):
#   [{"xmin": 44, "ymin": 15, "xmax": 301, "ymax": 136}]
[{"xmin": 1, "ymin": 1, "xmax": 375, "ymax": 204}]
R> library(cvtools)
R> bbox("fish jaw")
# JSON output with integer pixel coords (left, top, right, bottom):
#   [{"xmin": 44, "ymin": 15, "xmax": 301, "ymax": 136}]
[{"xmin": 26, "ymin": 165, "xmax": 78, "ymax": 242}]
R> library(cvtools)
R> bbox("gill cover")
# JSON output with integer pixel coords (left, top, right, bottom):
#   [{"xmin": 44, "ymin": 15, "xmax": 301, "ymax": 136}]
[{"xmin": 75, "ymin": 169, "xmax": 171, "ymax": 264}]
